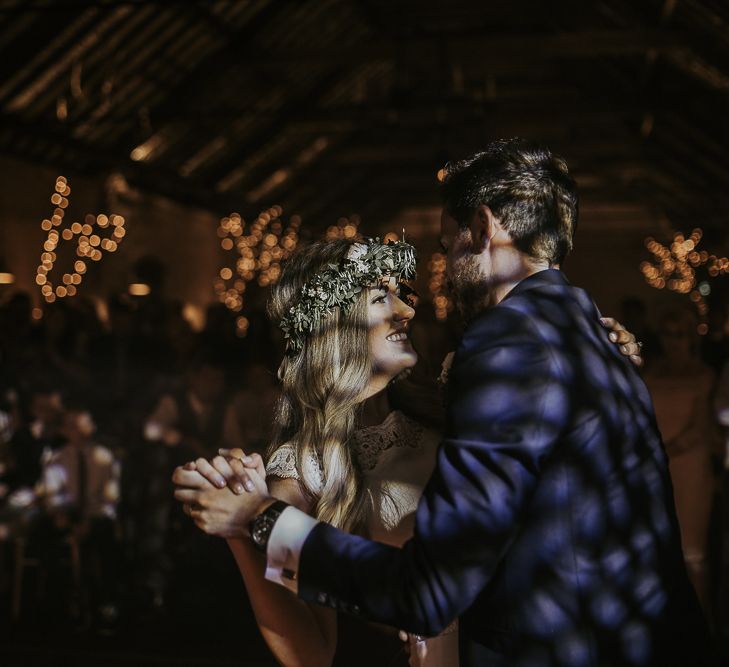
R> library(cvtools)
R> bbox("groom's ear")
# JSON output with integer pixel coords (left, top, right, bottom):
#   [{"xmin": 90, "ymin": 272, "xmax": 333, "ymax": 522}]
[{"xmin": 468, "ymin": 205, "xmax": 495, "ymax": 255}]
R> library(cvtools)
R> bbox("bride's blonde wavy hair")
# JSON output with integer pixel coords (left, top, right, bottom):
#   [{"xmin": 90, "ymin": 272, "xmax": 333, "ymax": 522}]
[{"xmin": 268, "ymin": 239, "xmax": 372, "ymax": 532}]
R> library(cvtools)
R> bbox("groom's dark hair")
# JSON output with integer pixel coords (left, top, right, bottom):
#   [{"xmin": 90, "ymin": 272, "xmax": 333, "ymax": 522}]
[{"xmin": 441, "ymin": 138, "xmax": 578, "ymax": 266}]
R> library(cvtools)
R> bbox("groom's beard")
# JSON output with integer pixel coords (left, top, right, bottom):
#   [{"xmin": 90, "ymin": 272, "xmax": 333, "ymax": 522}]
[{"xmin": 449, "ymin": 256, "xmax": 491, "ymax": 323}]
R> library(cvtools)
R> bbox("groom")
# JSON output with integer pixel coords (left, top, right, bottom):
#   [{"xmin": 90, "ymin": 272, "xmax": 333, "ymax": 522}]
[{"xmin": 175, "ymin": 139, "xmax": 710, "ymax": 665}]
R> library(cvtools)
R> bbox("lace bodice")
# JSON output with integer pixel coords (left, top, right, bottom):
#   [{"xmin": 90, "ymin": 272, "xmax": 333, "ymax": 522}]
[
  {"xmin": 265, "ymin": 410, "xmax": 457, "ymax": 666},
  {"xmin": 265, "ymin": 410, "xmax": 438, "ymax": 545}
]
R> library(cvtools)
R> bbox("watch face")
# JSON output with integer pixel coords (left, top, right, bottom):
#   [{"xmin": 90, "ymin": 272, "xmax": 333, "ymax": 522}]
[{"xmin": 252, "ymin": 515, "xmax": 274, "ymax": 548}]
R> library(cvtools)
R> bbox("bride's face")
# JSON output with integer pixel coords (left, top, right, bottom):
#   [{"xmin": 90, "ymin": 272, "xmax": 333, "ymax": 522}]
[{"xmin": 366, "ymin": 276, "xmax": 418, "ymax": 383}]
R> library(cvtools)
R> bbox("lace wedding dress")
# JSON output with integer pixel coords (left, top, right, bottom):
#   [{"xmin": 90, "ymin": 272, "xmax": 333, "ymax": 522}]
[{"xmin": 267, "ymin": 410, "xmax": 459, "ymax": 667}]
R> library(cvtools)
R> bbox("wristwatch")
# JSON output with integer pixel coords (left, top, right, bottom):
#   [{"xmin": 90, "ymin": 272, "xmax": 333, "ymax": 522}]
[{"xmin": 250, "ymin": 499, "xmax": 289, "ymax": 552}]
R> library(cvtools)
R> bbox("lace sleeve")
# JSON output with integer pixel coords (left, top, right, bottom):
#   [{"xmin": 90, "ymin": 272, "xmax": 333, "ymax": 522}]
[
  {"xmin": 266, "ymin": 444, "xmax": 300, "ymax": 480},
  {"xmin": 266, "ymin": 443, "xmax": 324, "ymax": 494}
]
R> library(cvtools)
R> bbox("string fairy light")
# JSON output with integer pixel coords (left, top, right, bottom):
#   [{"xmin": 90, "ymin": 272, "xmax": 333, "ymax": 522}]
[
  {"xmin": 640, "ymin": 228, "xmax": 729, "ymax": 334},
  {"xmin": 36, "ymin": 177, "xmax": 126, "ymax": 303},
  {"xmin": 214, "ymin": 206, "xmax": 301, "ymax": 337},
  {"xmin": 428, "ymin": 252, "xmax": 452, "ymax": 321},
  {"xmin": 324, "ymin": 214, "xmax": 360, "ymax": 240}
]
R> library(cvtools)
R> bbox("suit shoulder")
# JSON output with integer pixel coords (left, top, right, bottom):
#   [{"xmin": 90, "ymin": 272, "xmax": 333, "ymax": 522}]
[
  {"xmin": 462, "ymin": 300, "xmax": 541, "ymax": 347},
  {"xmin": 455, "ymin": 303, "xmax": 553, "ymax": 379}
]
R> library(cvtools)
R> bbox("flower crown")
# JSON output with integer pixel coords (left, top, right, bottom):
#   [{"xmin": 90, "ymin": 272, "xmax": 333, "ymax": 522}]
[{"xmin": 279, "ymin": 238, "xmax": 417, "ymax": 355}]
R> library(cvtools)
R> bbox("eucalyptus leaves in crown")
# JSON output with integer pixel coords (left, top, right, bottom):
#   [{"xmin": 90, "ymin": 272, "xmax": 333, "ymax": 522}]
[{"xmin": 280, "ymin": 238, "xmax": 417, "ymax": 355}]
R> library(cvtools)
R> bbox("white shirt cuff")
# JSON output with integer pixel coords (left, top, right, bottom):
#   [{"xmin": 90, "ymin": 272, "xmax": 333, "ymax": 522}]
[{"xmin": 264, "ymin": 506, "xmax": 319, "ymax": 594}]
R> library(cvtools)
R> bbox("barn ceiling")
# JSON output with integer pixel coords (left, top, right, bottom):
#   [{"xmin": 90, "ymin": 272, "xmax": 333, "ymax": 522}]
[{"xmin": 1, "ymin": 0, "xmax": 728, "ymax": 237}]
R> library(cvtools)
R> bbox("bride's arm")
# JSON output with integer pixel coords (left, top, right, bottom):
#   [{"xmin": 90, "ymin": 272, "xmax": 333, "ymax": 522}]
[{"xmin": 225, "ymin": 477, "xmax": 337, "ymax": 667}]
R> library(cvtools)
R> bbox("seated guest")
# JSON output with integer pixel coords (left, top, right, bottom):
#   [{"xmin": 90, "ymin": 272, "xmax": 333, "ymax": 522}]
[
  {"xmin": 41, "ymin": 402, "xmax": 120, "ymax": 626},
  {"xmin": 6, "ymin": 386, "xmax": 64, "ymax": 493}
]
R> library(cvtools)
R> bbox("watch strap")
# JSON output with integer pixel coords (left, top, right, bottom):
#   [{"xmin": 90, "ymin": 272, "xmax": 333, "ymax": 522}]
[{"xmin": 250, "ymin": 499, "xmax": 289, "ymax": 552}]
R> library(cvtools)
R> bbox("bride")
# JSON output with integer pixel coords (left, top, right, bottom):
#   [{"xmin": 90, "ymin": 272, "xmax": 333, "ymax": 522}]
[{"xmin": 172, "ymin": 236, "xmax": 640, "ymax": 667}]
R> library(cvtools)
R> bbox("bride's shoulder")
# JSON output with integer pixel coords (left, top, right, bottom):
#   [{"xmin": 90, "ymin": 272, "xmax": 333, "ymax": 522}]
[
  {"xmin": 266, "ymin": 442, "xmax": 324, "ymax": 493},
  {"xmin": 265, "ymin": 443, "xmax": 319, "ymax": 513},
  {"xmin": 266, "ymin": 443, "xmax": 299, "ymax": 479}
]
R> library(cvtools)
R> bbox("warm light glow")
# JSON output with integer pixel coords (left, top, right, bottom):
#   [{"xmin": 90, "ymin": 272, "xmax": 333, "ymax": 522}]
[
  {"xmin": 0, "ymin": 272, "xmax": 15, "ymax": 285},
  {"xmin": 641, "ymin": 228, "xmax": 724, "ymax": 330},
  {"xmin": 214, "ymin": 206, "xmax": 302, "ymax": 334},
  {"xmin": 130, "ymin": 134, "xmax": 163, "ymax": 162},
  {"xmin": 128, "ymin": 283, "xmax": 151, "ymax": 296},
  {"xmin": 182, "ymin": 303, "xmax": 205, "ymax": 332},
  {"xmin": 36, "ymin": 176, "xmax": 126, "ymax": 302},
  {"xmin": 428, "ymin": 252, "xmax": 452, "ymax": 320}
]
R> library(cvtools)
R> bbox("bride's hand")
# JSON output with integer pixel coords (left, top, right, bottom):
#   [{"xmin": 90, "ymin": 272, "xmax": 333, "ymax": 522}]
[
  {"xmin": 219, "ymin": 448, "xmax": 267, "ymax": 481},
  {"xmin": 172, "ymin": 465, "xmax": 270, "ymax": 539},
  {"xmin": 184, "ymin": 450, "xmax": 266, "ymax": 495},
  {"xmin": 600, "ymin": 317, "xmax": 643, "ymax": 367}
]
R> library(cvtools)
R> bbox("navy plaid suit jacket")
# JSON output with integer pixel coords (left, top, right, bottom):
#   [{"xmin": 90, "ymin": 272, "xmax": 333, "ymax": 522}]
[{"xmin": 298, "ymin": 269, "xmax": 710, "ymax": 666}]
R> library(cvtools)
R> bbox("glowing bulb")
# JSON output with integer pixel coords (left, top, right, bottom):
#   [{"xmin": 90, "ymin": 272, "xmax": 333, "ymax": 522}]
[{"xmin": 129, "ymin": 283, "xmax": 151, "ymax": 296}]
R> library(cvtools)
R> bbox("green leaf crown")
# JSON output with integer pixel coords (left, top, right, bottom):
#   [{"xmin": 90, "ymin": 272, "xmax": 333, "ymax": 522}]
[{"xmin": 279, "ymin": 238, "xmax": 417, "ymax": 355}]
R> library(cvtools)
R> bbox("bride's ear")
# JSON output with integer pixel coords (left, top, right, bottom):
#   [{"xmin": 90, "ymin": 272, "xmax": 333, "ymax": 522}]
[{"xmin": 468, "ymin": 205, "xmax": 496, "ymax": 254}]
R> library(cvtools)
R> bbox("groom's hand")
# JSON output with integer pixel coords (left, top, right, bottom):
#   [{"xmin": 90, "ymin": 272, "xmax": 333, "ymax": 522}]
[{"xmin": 172, "ymin": 465, "xmax": 271, "ymax": 539}]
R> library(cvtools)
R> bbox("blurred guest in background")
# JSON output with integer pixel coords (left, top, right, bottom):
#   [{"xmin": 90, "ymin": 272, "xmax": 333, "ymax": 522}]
[
  {"xmin": 139, "ymin": 349, "xmax": 244, "ymax": 607},
  {"xmin": 144, "ymin": 351, "xmax": 244, "ymax": 462},
  {"xmin": 41, "ymin": 401, "xmax": 121, "ymax": 628},
  {"xmin": 5, "ymin": 385, "xmax": 64, "ymax": 493},
  {"xmin": 645, "ymin": 308, "xmax": 721, "ymax": 614},
  {"xmin": 229, "ymin": 363, "xmax": 278, "ymax": 458}
]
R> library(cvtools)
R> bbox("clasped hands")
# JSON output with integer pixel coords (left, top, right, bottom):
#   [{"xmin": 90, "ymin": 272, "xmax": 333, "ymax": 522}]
[{"xmin": 172, "ymin": 449, "xmax": 272, "ymax": 539}]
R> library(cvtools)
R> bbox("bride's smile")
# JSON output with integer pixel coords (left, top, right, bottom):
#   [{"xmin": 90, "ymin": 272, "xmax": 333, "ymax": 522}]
[{"xmin": 367, "ymin": 277, "xmax": 417, "ymax": 384}]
